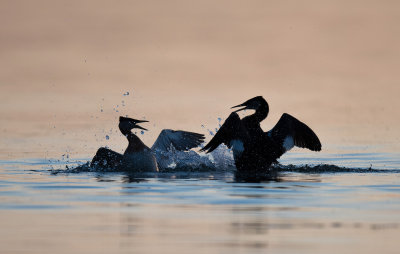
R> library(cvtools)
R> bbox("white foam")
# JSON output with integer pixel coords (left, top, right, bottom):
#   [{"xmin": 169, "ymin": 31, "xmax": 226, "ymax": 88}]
[{"xmin": 153, "ymin": 145, "xmax": 235, "ymax": 171}]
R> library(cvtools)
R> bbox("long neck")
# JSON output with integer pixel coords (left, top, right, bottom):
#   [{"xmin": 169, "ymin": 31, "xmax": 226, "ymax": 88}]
[
  {"xmin": 119, "ymin": 128, "xmax": 148, "ymax": 153},
  {"xmin": 248, "ymin": 102, "xmax": 269, "ymax": 123}
]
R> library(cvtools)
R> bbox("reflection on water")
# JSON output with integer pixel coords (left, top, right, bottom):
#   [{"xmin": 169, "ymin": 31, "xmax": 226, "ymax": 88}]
[{"xmin": 1, "ymin": 153, "xmax": 400, "ymax": 254}]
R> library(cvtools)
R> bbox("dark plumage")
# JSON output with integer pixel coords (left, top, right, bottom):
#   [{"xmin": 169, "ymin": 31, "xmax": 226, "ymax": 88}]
[
  {"xmin": 91, "ymin": 116, "xmax": 205, "ymax": 172},
  {"xmin": 201, "ymin": 96, "xmax": 321, "ymax": 179}
]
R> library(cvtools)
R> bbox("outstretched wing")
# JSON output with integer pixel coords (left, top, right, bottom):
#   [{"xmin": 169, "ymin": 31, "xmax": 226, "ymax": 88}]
[
  {"xmin": 267, "ymin": 113, "xmax": 321, "ymax": 153},
  {"xmin": 201, "ymin": 112, "xmax": 248, "ymax": 153},
  {"xmin": 151, "ymin": 129, "xmax": 205, "ymax": 152}
]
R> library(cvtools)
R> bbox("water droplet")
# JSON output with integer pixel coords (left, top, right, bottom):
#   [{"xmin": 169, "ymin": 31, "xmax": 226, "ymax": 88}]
[{"xmin": 105, "ymin": 135, "xmax": 109, "ymax": 140}]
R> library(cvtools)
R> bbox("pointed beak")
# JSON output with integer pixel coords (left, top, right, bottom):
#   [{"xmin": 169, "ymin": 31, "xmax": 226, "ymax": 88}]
[
  {"xmin": 231, "ymin": 103, "xmax": 247, "ymax": 113},
  {"xmin": 119, "ymin": 117, "xmax": 149, "ymax": 132},
  {"xmin": 134, "ymin": 124, "xmax": 148, "ymax": 131},
  {"xmin": 133, "ymin": 120, "xmax": 149, "ymax": 131},
  {"xmin": 135, "ymin": 119, "xmax": 149, "ymax": 124}
]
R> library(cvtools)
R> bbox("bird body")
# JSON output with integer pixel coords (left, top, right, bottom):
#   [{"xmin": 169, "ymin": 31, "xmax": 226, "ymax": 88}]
[
  {"xmin": 122, "ymin": 149, "xmax": 159, "ymax": 172},
  {"xmin": 201, "ymin": 96, "xmax": 321, "ymax": 179},
  {"xmin": 91, "ymin": 116, "xmax": 204, "ymax": 172}
]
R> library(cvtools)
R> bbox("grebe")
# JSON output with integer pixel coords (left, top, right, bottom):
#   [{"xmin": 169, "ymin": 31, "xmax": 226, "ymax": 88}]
[
  {"xmin": 91, "ymin": 116, "xmax": 204, "ymax": 172},
  {"xmin": 201, "ymin": 96, "xmax": 321, "ymax": 179}
]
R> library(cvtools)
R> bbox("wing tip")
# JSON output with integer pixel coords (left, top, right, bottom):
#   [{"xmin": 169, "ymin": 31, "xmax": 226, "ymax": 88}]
[{"xmin": 311, "ymin": 141, "xmax": 322, "ymax": 152}]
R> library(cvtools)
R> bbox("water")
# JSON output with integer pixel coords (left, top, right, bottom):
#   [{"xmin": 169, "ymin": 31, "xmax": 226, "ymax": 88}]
[{"xmin": 1, "ymin": 149, "xmax": 400, "ymax": 254}]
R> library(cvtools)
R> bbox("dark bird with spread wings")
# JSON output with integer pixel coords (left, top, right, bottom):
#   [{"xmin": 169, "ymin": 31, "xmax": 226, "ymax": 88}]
[
  {"xmin": 91, "ymin": 116, "xmax": 205, "ymax": 172},
  {"xmin": 201, "ymin": 96, "xmax": 321, "ymax": 179}
]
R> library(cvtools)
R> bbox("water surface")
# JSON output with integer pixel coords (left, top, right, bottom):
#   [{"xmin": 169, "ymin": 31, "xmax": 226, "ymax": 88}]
[{"xmin": 1, "ymin": 151, "xmax": 400, "ymax": 254}]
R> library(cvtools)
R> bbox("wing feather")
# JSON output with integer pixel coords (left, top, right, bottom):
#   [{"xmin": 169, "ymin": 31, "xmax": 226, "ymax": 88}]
[
  {"xmin": 201, "ymin": 112, "xmax": 248, "ymax": 153},
  {"xmin": 152, "ymin": 129, "xmax": 205, "ymax": 152},
  {"xmin": 267, "ymin": 113, "xmax": 321, "ymax": 152}
]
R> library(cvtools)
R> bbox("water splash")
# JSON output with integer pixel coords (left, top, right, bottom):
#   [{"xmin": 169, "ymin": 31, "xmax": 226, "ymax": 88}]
[
  {"xmin": 59, "ymin": 145, "xmax": 235, "ymax": 174},
  {"xmin": 56, "ymin": 142, "xmax": 400, "ymax": 174},
  {"xmin": 52, "ymin": 117, "xmax": 400, "ymax": 174}
]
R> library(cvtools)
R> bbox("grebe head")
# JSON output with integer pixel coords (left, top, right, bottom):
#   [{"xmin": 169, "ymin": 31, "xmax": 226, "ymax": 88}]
[
  {"xmin": 231, "ymin": 96, "xmax": 267, "ymax": 113},
  {"xmin": 119, "ymin": 116, "xmax": 148, "ymax": 133}
]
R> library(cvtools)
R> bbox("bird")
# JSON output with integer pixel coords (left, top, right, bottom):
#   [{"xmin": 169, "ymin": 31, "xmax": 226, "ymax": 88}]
[
  {"xmin": 90, "ymin": 116, "xmax": 205, "ymax": 172},
  {"xmin": 201, "ymin": 96, "xmax": 321, "ymax": 179}
]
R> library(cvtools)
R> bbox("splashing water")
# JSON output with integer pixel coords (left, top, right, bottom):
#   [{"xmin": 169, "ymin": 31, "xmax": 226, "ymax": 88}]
[
  {"xmin": 55, "ymin": 118, "xmax": 400, "ymax": 174},
  {"xmin": 60, "ymin": 145, "xmax": 236, "ymax": 173}
]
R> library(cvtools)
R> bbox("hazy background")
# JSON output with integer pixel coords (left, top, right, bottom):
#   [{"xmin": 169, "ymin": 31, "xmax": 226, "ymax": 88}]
[{"xmin": 1, "ymin": 0, "xmax": 399, "ymax": 159}]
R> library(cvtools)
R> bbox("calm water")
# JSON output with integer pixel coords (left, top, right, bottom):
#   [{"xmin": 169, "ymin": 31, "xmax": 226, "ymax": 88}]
[{"xmin": 1, "ymin": 149, "xmax": 400, "ymax": 254}]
